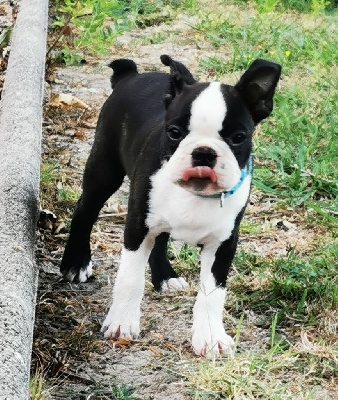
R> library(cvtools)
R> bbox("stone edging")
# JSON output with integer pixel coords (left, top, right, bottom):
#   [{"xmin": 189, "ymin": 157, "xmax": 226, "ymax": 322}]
[{"xmin": 0, "ymin": 0, "xmax": 49, "ymax": 398}]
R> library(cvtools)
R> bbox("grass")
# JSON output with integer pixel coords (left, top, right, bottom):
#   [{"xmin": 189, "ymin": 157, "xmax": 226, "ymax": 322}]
[
  {"xmin": 40, "ymin": 161, "xmax": 81, "ymax": 211},
  {"xmin": 230, "ymin": 245, "xmax": 337, "ymax": 317},
  {"xmin": 49, "ymin": 0, "xmax": 197, "ymax": 64},
  {"xmin": 30, "ymin": 370, "xmax": 137, "ymax": 400},
  {"xmin": 192, "ymin": 3, "xmax": 337, "ymax": 230},
  {"xmin": 30, "ymin": 371, "xmax": 50, "ymax": 400},
  {"xmin": 168, "ymin": 242, "xmax": 200, "ymax": 279},
  {"xmin": 187, "ymin": 342, "xmax": 336, "ymax": 399}
]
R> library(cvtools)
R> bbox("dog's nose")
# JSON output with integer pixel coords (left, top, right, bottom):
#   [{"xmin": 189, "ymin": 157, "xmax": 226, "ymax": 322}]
[{"xmin": 191, "ymin": 147, "xmax": 217, "ymax": 168}]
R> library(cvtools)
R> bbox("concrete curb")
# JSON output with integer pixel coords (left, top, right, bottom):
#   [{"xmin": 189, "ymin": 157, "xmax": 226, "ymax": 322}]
[{"xmin": 0, "ymin": 0, "xmax": 49, "ymax": 398}]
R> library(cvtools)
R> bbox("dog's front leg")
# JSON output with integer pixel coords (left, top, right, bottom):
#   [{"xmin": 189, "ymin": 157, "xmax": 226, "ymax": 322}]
[
  {"xmin": 101, "ymin": 236, "xmax": 153, "ymax": 339},
  {"xmin": 192, "ymin": 234, "xmax": 238, "ymax": 358}
]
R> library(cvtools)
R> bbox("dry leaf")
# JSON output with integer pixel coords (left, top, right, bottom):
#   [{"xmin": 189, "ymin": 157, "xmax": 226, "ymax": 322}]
[
  {"xmin": 72, "ymin": 130, "xmax": 87, "ymax": 141},
  {"xmin": 150, "ymin": 346, "xmax": 161, "ymax": 357},
  {"xmin": 49, "ymin": 93, "xmax": 90, "ymax": 110},
  {"xmin": 110, "ymin": 338, "xmax": 131, "ymax": 346}
]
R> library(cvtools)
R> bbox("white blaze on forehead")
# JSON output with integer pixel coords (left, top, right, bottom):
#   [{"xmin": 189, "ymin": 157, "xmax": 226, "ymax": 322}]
[{"xmin": 189, "ymin": 82, "xmax": 227, "ymax": 136}]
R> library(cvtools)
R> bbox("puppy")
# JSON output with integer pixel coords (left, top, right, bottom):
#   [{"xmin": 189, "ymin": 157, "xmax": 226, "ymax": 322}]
[{"xmin": 60, "ymin": 55, "xmax": 281, "ymax": 357}]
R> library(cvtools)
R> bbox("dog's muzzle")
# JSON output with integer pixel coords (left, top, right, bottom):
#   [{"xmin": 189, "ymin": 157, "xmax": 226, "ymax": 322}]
[{"xmin": 191, "ymin": 147, "xmax": 217, "ymax": 169}]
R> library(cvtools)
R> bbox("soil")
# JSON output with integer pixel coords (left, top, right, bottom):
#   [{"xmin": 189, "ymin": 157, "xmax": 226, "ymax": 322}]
[{"xmin": 32, "ymin": 11, "xmax": 335, "ymax": 400}]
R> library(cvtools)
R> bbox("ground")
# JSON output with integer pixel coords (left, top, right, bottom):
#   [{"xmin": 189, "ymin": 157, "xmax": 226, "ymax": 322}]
[{"xmin": 31, "ymin": 1, "xmax": 337, "ymax": 399}]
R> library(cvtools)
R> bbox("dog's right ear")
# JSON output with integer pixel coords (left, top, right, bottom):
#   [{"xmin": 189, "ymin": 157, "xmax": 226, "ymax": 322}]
[{"xmin": 161, "ymin": 55, "xmax": 196, "ymax": 107}]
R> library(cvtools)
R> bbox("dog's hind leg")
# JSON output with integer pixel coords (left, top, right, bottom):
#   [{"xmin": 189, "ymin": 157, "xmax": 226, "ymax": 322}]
[
  {"xmin": 60, "ymin": 142, "xmax": 125, "ymax": 283},
  {"xmin": 149, "ymin": 232, "xmax": 189, "ymax": 292}
]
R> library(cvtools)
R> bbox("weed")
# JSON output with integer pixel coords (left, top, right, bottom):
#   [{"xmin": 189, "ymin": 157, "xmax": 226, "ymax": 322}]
[
  {"xmin": 29, "ymin": 370, "xmax": 52, "ymax": 400},
  {"xmin": 40, "ymin": 160, "xmax": 81, "ymax": 212},
  {"xmin": 40, "ymin": 161, "xmax": 61, "ymax": 210},
  {"xmin": 311, "ymin": 0, "xmax": 332, "ymax": 14},
  {"xmin": 194, "ymin": 7, "xmax": 337, "ymax": 226},
  {"xmin": 40, "ymin": 161, "xmax": 60, "ymax": 186},
  {"xmin": 139, "ymin": 31, "xmax": 167, "ymax": 44},
  {"xmin": 253, "ymin": 82, "xmax": 337, "ymax": 225},
  {"xmin": 255, "ymin": 0, "xmax": 280, "ymax": 13},
  {"xmin": 230, "ymin": 244, "xmax": 338, "ymax": 317},
  {"xmin": 57, "ymin": 184, "xmax": 81, "ymax": 207},
  {"xmin": 186, "ymin": 341, "xmax": 336, "ymax": 399},
  {"xmin": 168, "ymin": 242, "xmax": 200, "ymax": 278},
  {"xmin": 50, "ymin": 0, "xmax": 131, "ymax": 64},
  {"xmin": 49, "ymin": 0, "xmax": 193, "ymax": 64}
]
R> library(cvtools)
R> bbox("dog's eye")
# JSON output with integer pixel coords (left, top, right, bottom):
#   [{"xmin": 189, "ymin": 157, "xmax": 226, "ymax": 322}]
[
  {"xmin": 231, "ymin": 132, "xmax": 246, "ymax": 145},
  {"xmin": 167, "ymin": 126, "xmax": 183, "ymax": 141}
]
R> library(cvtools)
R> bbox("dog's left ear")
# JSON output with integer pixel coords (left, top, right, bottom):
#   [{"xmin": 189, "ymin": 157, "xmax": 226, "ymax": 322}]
[
  {"xmin": 161, "ymin": 55, "xmax": 196, "ymax": 107},
  {"xmin": 235, "ymin": 59, "xmax": 281, "ymax": 124}
]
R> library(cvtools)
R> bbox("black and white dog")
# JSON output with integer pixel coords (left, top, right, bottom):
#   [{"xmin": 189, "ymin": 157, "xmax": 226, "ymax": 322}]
[{"xmin": 60, "ymin": 55, "xmax": 281, "ymax": 357}]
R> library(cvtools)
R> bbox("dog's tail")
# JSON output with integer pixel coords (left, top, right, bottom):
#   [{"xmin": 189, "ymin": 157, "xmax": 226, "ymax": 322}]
[{"xmin": 109, "ymin": 59, "xmax": 138, "ymax": 88}]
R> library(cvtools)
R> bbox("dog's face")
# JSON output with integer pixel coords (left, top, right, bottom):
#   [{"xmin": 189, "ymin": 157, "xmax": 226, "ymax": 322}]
[
  {"xmin": 160, "ymin": 55, "xmax": 281, "ymax": 196},
  {"xmin": 164, "ymin": 82, "xmax": 254, "ymax": 196}
]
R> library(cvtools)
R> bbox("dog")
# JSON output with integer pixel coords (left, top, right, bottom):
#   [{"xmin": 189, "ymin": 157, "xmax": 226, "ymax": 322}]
[{"xmin": 60, "ymin": 55, "xmax": 281, "ymax": 357}]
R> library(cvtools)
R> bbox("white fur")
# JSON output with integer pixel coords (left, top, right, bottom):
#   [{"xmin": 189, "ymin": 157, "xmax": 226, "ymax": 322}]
[
  {"xmin": 101, "ymin": 238, "xmax": 152, "ymax": 339},
  {"xmin": 147, "ymin": 170, "xmax": 251, "ymax": 246},
  {"xmin": 164, "ymin": 82, "xmax": 241, "ymax": 196},
  {"xmin": 192, "ymin": 246, "xmax": 234, "ymax": 358},
  {"xmin": 189, "ymin": 82, "xmax": 227, "ymax": 137},
  {"xmin": 78, "ymin": 260, "xmax": 93, "ymax": 283},
  {"xmin": 161, "ymin": 277, "xmax": 189, "ymax": 292},
  {"xmin": 147, "ymin": 82, "xmax": 251, "ymax": 246}
]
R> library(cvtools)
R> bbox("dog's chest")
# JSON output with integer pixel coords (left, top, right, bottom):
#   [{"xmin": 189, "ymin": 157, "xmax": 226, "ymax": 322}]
[{"xmin": 146, "ymin": 166, "xmax": 251, "ymax": 246}]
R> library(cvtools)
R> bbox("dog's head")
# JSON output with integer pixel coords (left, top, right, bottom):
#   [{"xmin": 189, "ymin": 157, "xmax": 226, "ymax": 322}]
[{"xmin": 160, "ymin": 55, "xmax": 281, "ymax": 196}]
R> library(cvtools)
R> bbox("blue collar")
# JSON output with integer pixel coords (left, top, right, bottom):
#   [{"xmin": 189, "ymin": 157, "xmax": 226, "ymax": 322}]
[{"xmin": 199, "ymin": 154, "xmax": 253, "ymax": 207}]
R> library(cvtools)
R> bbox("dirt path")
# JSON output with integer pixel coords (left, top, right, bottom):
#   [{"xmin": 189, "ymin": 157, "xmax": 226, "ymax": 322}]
[
  {"xmin": 32, "ymin": 9, "xmax": 336, "ymax": 400},
  {"xmin": 34, "ymin": 16, "xmax": 208, "ymax": 399}
]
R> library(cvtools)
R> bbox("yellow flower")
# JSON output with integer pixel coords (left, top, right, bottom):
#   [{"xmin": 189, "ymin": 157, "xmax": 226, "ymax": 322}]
[
  {"xmin": 247, "ymin": 54, "xmax": 252, "ymax": 58},
  {"xmin": 285, "ymin": 51, "xmax": 291, "ymax": 57},
  {"xmin": 194, "ymin": 34, "xmax": 200, "ymax": 40},
  {"xmin": 269, "ymin": 50, "xmax": 275, "ymax": 55}
]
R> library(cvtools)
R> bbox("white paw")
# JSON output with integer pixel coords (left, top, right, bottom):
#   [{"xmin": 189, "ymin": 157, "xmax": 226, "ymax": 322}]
[
  {"xmin": 62, "ymin": 261, "xmax": 93, "ymax": 283},
  {"xmin": 101, "ymin": 305, "xmax": 140, "ymax": 340},
  {"xmin": 192, "ymin": 323, "xmax": 235, "ymax": 358},
  {"xmin": 161, "ymin": 277, "xmax": 189, "ymax": 293},
  {"xmin": 78, "ymin": 261, "xmax": 93, "ymax": 282}
]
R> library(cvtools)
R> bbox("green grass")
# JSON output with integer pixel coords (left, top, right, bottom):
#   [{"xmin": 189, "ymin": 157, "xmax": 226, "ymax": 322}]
[
  {"xmin": 40, "ymin": 160, "xmax": 60, "ymax": 186},
  {"xmin": 232, "ymin": 0, "xmax": 336, "ymax": 13},
  {"xmin": 186, "ymin": 342, "xmax": 336, "ymax": 399},
  {"xmin": 40, "ymin": 161, "xmax": 81, "ymax": 210},
  {"xmin": 254, "ymin": 81, "xmax": 337, "ymax": 218},
  {"xmin": 49, "ymin": 0, "xmax": 197, "ymax": 64},
  {"xmin": 193, "ymin": 5, "xmax": 337, "ymax": 229},
  {"xmin": 229, "ymin": 244, "xmax": 337, "ymax": 325},
  {"xmin": 168, "ymin": 241, "xmax": 200, "ymax": 279}
]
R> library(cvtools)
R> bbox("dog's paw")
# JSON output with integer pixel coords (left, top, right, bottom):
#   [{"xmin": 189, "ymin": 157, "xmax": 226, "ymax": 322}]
[
  {"xmin": 62, "ymin": 261, "xmax": 93, "ymax": 283},
  {"xmin": 101, "ymin": 306, "xmax": 140, "ymax": 340},
  {"xmin": 161, "ymin": 277, "xmax": 189, "ymax": 293},
  {"xmin": 192, "ymin": 323, "xmax": 234, "ymax": 358}
]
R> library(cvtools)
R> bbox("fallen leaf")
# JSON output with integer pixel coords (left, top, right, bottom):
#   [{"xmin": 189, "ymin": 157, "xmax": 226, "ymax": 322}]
[
  {"xmin": 109, "ymin": 338, "xmax": 131, "ymax": 346},
  {"xmin": 72, "ymin": 129, "xmax": 87, "ymax": 141},
  {"xmin": 48, "ymin": 93, "xmax": 91, "ymax": 110},
  {"xmin": 150, "ymin": 346, "xmax": 161, "ymax": 357}
]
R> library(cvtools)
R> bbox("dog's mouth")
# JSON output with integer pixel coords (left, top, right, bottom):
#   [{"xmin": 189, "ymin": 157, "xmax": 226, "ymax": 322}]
[
  {"xmin": 178, "ymin": 167, "xmax": 221, "ymax": 194},
  {"xmin": 182, "ymin": 167, "xmax": 217, "ymax": 183}
]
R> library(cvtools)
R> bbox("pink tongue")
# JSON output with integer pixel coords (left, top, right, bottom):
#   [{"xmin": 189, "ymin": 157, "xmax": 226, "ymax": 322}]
[{"xmin": 182, "ymin": 167, "xmax": 217, "ymax": 183}]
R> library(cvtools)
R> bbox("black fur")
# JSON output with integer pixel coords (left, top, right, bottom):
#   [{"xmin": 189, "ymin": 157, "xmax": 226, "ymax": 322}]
[{"xmin": 61, "ymin": 55, "xmax": 281, "ymax": 291}]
